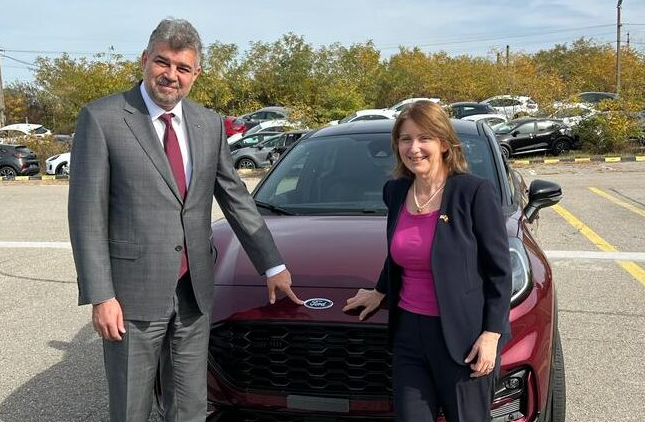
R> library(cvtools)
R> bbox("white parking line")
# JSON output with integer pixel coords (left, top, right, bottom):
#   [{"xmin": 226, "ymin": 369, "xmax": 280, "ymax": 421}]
[
  {"xmin": 546, "ymin": 250, "xmax": 645, "ymax": 262},
  {"xmin": 0, "ymin": 241, "xmax": 72, "ymax": 249},
  {"xmin": 1, "ymin": 242, "xmax": 644, "ymax": 263}
]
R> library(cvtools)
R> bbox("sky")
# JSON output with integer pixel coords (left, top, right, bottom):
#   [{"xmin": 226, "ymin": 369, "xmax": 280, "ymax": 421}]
[{"xmin": 1, "ymin": 0, "xmax": 644, "ymax": 85}]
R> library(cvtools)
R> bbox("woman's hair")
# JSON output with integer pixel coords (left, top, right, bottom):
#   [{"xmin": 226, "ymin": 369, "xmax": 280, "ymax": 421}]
[
  {"xmin": 147, "ymin": 18, "xmax": 203, "ymax": 67},
  {"xmin": 391, "ymin": 101, "xmax": 468, "ymax": 178}
]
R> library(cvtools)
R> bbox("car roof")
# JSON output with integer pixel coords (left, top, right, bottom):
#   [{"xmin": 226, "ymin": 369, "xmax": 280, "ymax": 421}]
[
  {"xmin": 0, "ymin": 123, "xmax": 45, "ymax": 132},
  {"xmin": 308, "ymin": 118, "xmax": 481, "ymax": 139},
  {"xmin": 354, "ymin": 108, "xmax": 395, "ymax": 116},
  {"xmin": 449, "ymin": 102, "xmax": 485, "ymax": 107}
]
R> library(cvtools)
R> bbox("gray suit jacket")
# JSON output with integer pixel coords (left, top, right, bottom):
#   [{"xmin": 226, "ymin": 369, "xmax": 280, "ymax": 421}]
[{"xmin": 68, "ymin": 84, "xmax": 283, "ymax": 320}]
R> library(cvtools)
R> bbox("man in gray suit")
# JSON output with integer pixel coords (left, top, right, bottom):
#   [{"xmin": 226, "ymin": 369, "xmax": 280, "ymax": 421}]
[{"xmin": 68, "ymin": 18, "xmax": 303, "ymax": 422}]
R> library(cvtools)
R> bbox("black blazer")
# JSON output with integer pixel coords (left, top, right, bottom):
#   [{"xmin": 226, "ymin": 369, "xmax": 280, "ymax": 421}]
[{"xmin": 375, "ymin": 173, "xmax": 512, "ymax": 364}]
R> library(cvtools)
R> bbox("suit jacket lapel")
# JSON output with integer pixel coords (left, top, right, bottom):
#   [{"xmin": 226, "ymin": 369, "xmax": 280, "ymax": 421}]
[
  {"xmin": 182, "ymin": 101, "xmax": 206, "ymax": 203},
  {"xmin": 123, "ymin": 85, "xmax": 183, "ymax": 203}
]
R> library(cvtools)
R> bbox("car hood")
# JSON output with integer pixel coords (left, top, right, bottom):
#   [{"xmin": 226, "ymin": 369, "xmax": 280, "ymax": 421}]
[{"xmin": 211, "ymin": 216, "xmax": 387, "ymax": 289}]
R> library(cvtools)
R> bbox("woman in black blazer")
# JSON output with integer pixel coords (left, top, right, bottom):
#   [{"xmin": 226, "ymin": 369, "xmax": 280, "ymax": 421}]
[{"xmin": 344, "ymin": 101, "xmax": 512, "ymax": 422}]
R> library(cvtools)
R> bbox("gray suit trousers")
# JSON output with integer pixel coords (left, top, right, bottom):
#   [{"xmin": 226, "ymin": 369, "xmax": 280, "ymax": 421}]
[{"xmin": 102, "ymin": 275, "xmax": 209, "ymax": 422}]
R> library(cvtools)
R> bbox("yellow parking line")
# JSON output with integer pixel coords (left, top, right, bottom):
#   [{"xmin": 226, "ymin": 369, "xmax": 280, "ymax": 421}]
[
  {"xmin": 552, "ymin": 204, "xmax": 645, "ymax": 288},
  {"xmin": 588, "ymin": 187, "xmax": 645, "ymax": 219}
]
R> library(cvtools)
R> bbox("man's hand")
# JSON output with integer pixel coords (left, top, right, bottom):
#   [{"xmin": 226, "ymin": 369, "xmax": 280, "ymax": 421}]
[
  {"xmin": 342, "ymin": 288, "xmax": 385, "ymax": 321},
  {"xmin": 92, "ymin": 298, "xmax": 126, "ymax": 341},
  {"xmin": 464, "ymin": 330, "xmax": 501, "ymax": 377},
  {"xmin": 267, "ymin": 269, "xmax": 304, "ymax": 305}
]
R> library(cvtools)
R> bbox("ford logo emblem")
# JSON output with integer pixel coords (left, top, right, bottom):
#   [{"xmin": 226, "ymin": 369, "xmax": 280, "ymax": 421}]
[{"xmin": 304, "ymin": 298, "xmax": 334, "ymax": 309}]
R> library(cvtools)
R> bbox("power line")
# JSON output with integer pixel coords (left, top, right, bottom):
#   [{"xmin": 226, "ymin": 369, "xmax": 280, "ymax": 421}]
[{"xmin": 0, "ymin": 53, "xmax": 37, "ymax": 67}]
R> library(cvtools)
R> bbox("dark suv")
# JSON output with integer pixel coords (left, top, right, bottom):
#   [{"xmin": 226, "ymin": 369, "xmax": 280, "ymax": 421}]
[
  {"xmin": 207, "ymin": 120, "xmax": 565, "ymax": 422},
  {"xmin": 0, "ymin": 144, "xmax": 40, "ymax": 178},
  {"xmin": 493, "ymin": 118, "xmax": 578, "ymax": 159}
]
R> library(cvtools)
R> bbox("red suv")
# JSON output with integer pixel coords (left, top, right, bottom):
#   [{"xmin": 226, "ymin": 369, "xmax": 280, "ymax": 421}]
[{"xmin": 207, "ymin": 120, "xmax": 566, "ymax": 422}]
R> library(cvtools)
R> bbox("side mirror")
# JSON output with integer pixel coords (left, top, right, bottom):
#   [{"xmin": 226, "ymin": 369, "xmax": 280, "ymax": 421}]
[
  {"xmin": 512, "ymin": 130, "xmax": 519, "ymax": 137},
  {"xmin": 524, "ymin": 179, "xmax": 562, "ymax": 223}
]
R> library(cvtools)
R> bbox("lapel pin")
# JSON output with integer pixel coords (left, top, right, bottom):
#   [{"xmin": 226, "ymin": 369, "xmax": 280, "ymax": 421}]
[{"xmin": 439, "ymin": 214, "xmax": 449, "ymax": 223}]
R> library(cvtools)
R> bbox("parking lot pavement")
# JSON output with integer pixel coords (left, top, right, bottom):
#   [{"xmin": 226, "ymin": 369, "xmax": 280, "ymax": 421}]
[{"xmin": 1, "ymin": 164, "xmax": 644, "ymax": 421}]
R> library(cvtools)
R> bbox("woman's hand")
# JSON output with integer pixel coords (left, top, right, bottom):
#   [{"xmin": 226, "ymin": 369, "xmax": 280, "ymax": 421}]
[
  {"xmin": 342, "ymin": 288, "xmax": 385, "ymax": 321},
  {"xmin": 464, "ymin": 331, "xmax": 501, "ymax": 377}
]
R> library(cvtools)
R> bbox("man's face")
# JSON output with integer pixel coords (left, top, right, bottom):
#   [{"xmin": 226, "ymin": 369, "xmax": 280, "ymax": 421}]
[{"xmin": 141, "ymin": 42, "xmax": 201, "ymax": 110}]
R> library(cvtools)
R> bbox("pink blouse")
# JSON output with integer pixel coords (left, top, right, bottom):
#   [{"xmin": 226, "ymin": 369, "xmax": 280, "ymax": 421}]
[{"xmin": 390, "ymin": 206, "xmax": 440, "ymax": 317}]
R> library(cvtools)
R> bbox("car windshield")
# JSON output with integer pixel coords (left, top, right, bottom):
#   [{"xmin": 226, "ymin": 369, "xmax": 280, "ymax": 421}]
[
  {"xmin": 338, "ymin": 113, "xmax": 358, "ymax": 124},
  {"xmin": 492, "ymin": 121, "xmax": 522, "ymax": 134},
  {"xmin": 257, "ymin": 134, "xmax": 282, "ymax": 147},
  {"xmin": 254, "ymin": 131, "xmax": 500, "ymax": 216}
]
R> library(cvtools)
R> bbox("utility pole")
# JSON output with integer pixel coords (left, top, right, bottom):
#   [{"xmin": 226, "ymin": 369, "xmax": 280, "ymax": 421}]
[
  {"xmin": 0, "ymin": 33, "xmax": 6, "ymax": 127},
  {"xmin": 616, "ymin": 0, "xmax": 623, "ymax": 96}
]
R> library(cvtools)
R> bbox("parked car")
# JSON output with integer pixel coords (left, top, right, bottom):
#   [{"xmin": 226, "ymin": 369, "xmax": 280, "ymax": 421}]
[
  {"xmin": 45, "ymin": 152, "xmax": 71, "ymax": 176},
  {"xmin": 0, "ymin": 123, "xmax": 52, "ymax": 137},
  {"xmin": 493, "ymin": 118, "xmax": 577, "ymax": 158},
  {"xmin": 230, "ymin": 134, "xmax": 283, "ymax": 169},
  {"xmin": 239, "ymin": 106, "xmax": 290, "ymax": 130},
  {"xmin": 446, "ymin": 102, "xmax": 497, "ymax": 119},
  {"xmin": 461, "ymin": 113, "xmax": 508, "ymax": 127},
  {"xmin": 267, "ymin": 130, "xmax": 310, "ymax": 163},
  {"xmin": 481, "ymin": 95, "xmax": 539, "ymax": 119},
  {"xmin": 204, "ymin": 119, "xmax": 565, "ymax": 422},
  {"xmin": 550, "ymin": 103, "xmax": 596, "ymax": 127},
  {"xmin": 328, "ymin": 108, "xmax": 396, "ymax": 125},
  {"xmin": 224, "ymin": 116, "xmax": 246, "ymax": 137},
  {"xmin": 229, "ymin": 132, "xmax": 281, "ymax": 152},
  {"xmin": 575, "ymin": 91, "xmax": 617, "ymax": 105},
  {"xmin": 0, "ymin": 143, "xmax": 40, "ymax": 177},
  {"xmin": 389, "ymin": 97, "xmax": 441, "ymax": 115},
  {"xmin": 227, "ymin": 119, "xmax": 295, "ymax": 144}
]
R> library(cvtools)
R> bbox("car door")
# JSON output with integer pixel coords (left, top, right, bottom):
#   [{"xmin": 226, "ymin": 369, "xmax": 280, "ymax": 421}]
[
  {"xmin": 533, "ymin": 120, "xmax": 558, "ymax": 150},
  {"xmin": 509, "ymin": 121, "xmax": 537, "ymax": 153}
]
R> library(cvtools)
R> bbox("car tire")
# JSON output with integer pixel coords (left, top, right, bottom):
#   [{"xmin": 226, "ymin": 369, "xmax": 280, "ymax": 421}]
[
  {"xmin": 0, "ymin": 166, "xmax": 18, "ymax": 178},
  {"xmin": 236, "ymin": 158, "xmax": 256, "ymax": 170},
  {"xmin": 552, "ymin": 139, "xmax": 570, "ymax": 156},
  {"xmin": 500, "ymin": 145, "xmax": 511, "ymax": 160},
  {"xmin": 55, "ymin": 162, "xmax": 69, "ymax": 176},
  {"xmin": 548, "ymin": 328, "xmax": 566, "ymax": 422}
]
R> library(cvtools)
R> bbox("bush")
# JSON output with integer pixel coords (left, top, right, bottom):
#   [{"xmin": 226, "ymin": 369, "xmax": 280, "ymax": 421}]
[
  {"xmin": 574, "ymin": 113, "xmax": 643, "ymax": 154},
  {"xmin": 20, "ymin": 135, "xmax": 71, "ymax": 171}
]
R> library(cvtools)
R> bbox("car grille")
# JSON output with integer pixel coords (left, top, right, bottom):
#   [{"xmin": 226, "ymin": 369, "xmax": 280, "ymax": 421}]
[
  {"xmin": 211, "ymin": 409, "xmax": 393, "ymax": 422},
  {"xmin": 209, "ymin": 322, "xmax": 392, "ymax": 396}
]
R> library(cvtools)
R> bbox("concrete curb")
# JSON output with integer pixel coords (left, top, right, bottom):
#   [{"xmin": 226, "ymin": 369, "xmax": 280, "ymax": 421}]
[
  {"xmin": 0, "ymin": 170, "xmax": 269, "ymax": 183},
  {"xmin": 510, "ymin": 155, "xmax": 645, "ymax": 165}
]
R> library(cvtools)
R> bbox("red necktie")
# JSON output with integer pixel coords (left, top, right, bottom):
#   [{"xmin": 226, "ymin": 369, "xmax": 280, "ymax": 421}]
[
  {"xmin": 159, "ymin": 113, "xmax": 188, "ymax": 278},
  {"xmin": 159, "ymin": 113, "xmax": 187, "ymax": 200}
]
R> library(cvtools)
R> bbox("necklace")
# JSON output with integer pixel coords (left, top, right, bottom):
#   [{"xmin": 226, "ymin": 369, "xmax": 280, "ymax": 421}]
[{"xmin": 413, "ymin": 180, "xmax": 445, "ymax": 213}]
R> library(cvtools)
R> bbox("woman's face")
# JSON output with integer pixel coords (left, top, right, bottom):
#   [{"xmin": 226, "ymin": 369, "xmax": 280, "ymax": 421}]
[{"xmin": 397, "ymin": 118, "xmax": 448, "ymax": 177}]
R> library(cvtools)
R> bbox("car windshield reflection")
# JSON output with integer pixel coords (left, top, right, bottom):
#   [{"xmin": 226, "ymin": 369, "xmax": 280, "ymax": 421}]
[{"xmin": 254, "ymin": 130, "xmax": 499, "ymax": 216}]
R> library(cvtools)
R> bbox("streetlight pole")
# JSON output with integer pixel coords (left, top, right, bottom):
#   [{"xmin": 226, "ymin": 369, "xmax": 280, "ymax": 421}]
[{"xmin": 616, "ymin": 0, "xmax": 623, "ymax": 96}]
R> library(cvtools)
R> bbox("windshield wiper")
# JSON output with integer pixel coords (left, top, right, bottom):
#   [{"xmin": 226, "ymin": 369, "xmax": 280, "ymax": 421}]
[{"xmin": 254, "ymin": 200, "xmax": 296, "ymax": 215}]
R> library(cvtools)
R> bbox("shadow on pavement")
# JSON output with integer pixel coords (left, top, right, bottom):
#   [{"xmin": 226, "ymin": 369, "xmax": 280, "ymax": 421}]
[{"xmin": 0, "ymin": 323, "xmax": 109, "ymax": 422}]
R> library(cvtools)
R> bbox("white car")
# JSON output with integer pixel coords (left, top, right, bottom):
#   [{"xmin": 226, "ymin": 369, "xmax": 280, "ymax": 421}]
[
  {"xmin": 389, "ymin": 97, "xmax": 441, "ymax": 115},
  {"xmin": 550, "ymin": 103, "xmax": 597, "ymax": 127},
  {"xmin": 480, "ymin": 95, "xmax": 539, "ymax": 119},
  {"xmin": 0, "ymin": 123, "xmax": 52, "ymax": 137},
  {"xmin": 227, "ymin": 119, "xmax": 297, "ymax": 144},
  {"xmin": 461, "ymin": 113, "xmax": 508, "ymax": 127},
  {"xmin": 45, "ymin": 152, "xmax": 70, "ymax": 176},
  {"xmin": 328, "ymin": 109, "xmax": 396, "ymax": 126}
]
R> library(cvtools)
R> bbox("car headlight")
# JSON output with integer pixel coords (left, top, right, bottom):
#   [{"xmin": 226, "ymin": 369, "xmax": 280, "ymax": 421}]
[{"xmin": 509, "ymin": 237, "xmax": 532, "ymax": 304}]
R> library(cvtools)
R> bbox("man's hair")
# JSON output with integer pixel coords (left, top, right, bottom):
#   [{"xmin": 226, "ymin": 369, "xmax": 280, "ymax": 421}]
[
  {"xmin": 391, "ymin": 100, "xmax": 469, "ymax": 178},
  {"xmin": 146, "ymin": 18, "xmax": 202, "ymax": 67}
]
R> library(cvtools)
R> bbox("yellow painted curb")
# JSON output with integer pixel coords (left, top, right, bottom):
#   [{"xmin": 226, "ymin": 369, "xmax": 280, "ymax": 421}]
[
  {"xmin": 604, "ymin": 157, "xmax": 621, "ymax": 162},
  {"xmin": 574, "ymin": 157, "xmax": 591, "ymax": 163}
]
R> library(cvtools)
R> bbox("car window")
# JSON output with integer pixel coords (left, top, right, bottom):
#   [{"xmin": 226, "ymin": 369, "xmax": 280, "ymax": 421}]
[
  {"xmin": 516, "ymin": 123, "xmax": 535, "ymax": 134},
  {"xmin": 255, "ymin": 132, "xmax": 501, "ymax": 214},
  {"xmin": 33, "ymin": 126, "xmax": 49, "ymax": 135},
  {"xmin": 339, "ymin": 113, "xmax": 357, "ymax": 124},
  {"xmin": 536, "ymin": 121, "xmax": 556, "ymax": 132},
  {"xmin": 242, "ymin": 135, "xmax": 261, "ymax": 146},
  {"xmin": 488, "ymin": 99, "xmax": 502, "ymax": 106}
]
